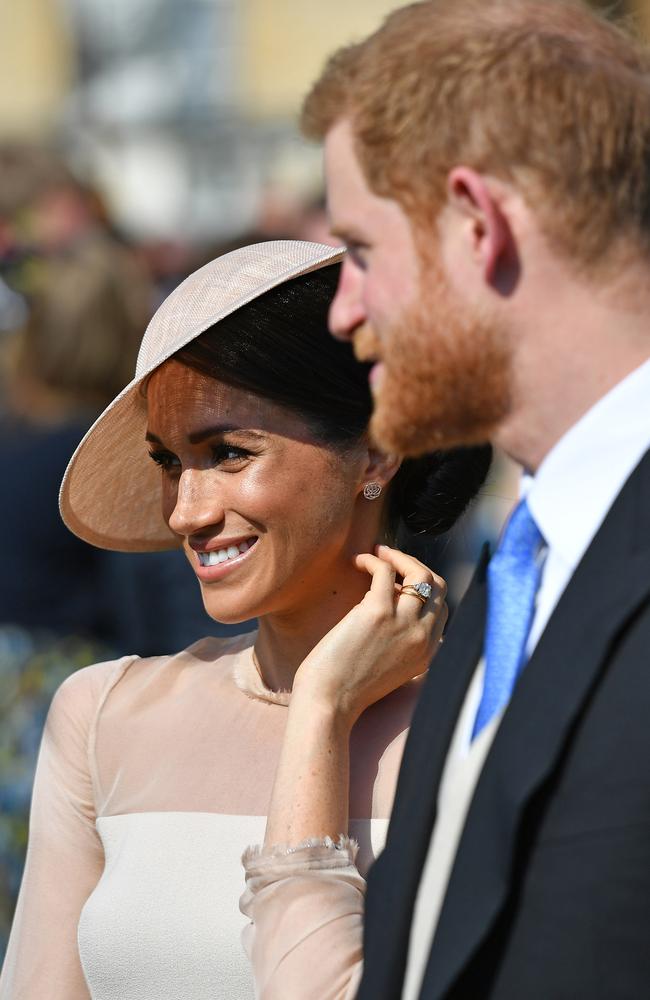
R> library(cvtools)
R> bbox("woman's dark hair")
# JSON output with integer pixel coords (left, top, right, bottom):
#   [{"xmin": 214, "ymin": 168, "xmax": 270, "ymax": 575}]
[{"xmin": 174, "ymin": 262, "xmax": 492, "ymax": 538}]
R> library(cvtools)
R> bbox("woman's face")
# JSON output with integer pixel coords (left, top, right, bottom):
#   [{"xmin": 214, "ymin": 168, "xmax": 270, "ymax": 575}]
[{"xmin": 145, "ymin": 359, "xmax": 373, "ymax": 623}]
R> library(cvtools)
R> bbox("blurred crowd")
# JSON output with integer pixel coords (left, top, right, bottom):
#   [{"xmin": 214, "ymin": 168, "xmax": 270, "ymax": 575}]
[
  {"xmin": 0, "ymin": 141, "xmax": 515, "ymax": 957},
  {"xmin": 0, "ymin": 142, "xmax": 240, "ymax": 954}
]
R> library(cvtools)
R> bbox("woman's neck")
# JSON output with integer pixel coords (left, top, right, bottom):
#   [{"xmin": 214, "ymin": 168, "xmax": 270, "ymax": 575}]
[{"xmin": 253, "ymin": 566, "xmax": 372, "ymax": 693}]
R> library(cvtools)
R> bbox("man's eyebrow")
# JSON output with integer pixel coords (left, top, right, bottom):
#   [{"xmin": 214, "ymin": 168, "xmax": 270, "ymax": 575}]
[
  {"xmin": 328, "ymin": 225, "xmax": 366, "ymax": 243},
  {"xmin": 145, "ymin": 426, "xmax": 265, "ymax": 446}
]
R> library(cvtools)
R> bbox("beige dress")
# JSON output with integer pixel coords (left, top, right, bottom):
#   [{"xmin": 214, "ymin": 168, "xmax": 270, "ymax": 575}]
[{"xmin": 0, "ymin": 631, "xmax": 417, "ymax": 999}]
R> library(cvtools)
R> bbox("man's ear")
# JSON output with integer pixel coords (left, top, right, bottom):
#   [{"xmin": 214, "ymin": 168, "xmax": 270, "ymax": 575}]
[{"xmin": 446, "ymin": 166, "xmax": 520, "ymax": 295}]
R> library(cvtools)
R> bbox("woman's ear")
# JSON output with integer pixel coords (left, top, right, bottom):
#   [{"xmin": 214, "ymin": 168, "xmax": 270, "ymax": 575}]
[{"xmin": 360, "ymin": 446, "xmax": 401, "ymax": 494}]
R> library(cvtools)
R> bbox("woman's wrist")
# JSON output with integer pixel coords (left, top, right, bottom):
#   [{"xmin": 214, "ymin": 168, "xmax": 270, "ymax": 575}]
[{"xmin": 290, "ymin": 672, "xmax": 361, "ymax": 732}]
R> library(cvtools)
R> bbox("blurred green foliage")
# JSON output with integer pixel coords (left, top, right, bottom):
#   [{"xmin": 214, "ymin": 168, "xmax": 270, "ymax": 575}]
[{"xmin": 0, "ymin": 627, "xmax": 113, "ymax": 960}]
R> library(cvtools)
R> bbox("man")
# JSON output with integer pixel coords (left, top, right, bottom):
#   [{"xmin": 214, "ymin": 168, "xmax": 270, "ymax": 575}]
[{"xmin": 302, "ymin": 0, "xmax": 650, "ymax": 996}]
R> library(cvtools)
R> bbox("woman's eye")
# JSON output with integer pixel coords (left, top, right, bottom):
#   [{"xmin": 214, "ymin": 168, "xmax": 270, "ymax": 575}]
[
  {"xmin": 148, "ymin": 449, "xmax": 180, "ymax": 472},
  {"xmin": 212, "ymin": 443, "xmax": 250, "ymax": 466},
  {"xmin": 147, "ymin": 443, "xmax": 252, "ymax": 473}
]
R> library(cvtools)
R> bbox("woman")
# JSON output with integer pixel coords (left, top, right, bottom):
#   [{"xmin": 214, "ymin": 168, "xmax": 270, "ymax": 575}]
[{"xmin": 0, "ymin": 241, "xmax": 490, "ymax": 999}]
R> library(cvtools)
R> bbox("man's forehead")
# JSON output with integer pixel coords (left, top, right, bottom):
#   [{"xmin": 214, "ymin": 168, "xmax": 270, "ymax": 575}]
[
  {"xmin": 324, "ymin": 122, "xmax": 363, "ymax": 208},
  {"xmin": 324, "ymin": 120, "xmax": 389, "ymax": 239}
]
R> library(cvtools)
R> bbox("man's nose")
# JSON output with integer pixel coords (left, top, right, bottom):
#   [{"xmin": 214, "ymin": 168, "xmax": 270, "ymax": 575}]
[
  {"xmin": 328, "ymin": 259, "xmax": 367, "ymax": 341},
  {"xmin": 167, "ymin": 468, "xmax": 224, "ymax": 538}
]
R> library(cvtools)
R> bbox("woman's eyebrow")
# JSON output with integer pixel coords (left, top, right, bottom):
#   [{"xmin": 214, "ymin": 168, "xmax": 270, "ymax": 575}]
[
  {"xmin": 145, "ymin": 431, "xmax": 165, "ymax": 445},
  {"xmin": 145, "ymin": 426, "xmax": 265, "ymax": 445}
]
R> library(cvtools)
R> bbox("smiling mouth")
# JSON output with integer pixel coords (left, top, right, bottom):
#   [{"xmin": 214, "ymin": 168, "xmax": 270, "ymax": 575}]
[{"xmin": 197, "ymin": 536, "xmax": 258, "ymax": 567}]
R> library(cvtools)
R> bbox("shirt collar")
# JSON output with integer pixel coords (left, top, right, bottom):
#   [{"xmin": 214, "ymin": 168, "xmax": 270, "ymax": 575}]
[{"xmin": 524, "ymin": 357, "xmax": 650, "ymax": 573}]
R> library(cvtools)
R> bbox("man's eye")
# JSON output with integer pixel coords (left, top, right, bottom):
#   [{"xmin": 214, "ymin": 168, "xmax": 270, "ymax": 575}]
[{"xmin": 347, "ymin": 244, "xmax": 369, "ymax": 270}]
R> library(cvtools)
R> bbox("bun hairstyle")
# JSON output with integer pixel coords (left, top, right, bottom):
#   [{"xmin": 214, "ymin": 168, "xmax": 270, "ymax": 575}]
[
  {"xmin": 173, "ymin": 263, "xmax": 491, "ymax": 538},
  {"xmin": 389, "ymin": 449, "xmax": 492, "ymax": 539}
]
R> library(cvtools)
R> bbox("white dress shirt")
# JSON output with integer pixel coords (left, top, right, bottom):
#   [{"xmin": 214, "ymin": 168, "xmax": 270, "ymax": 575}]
[
  {"xmin": 525, "ymin": 355, "xmax": 650, "ymax": 653},
  {"xmin": 402, "ymin": 356, "xmax": 650, "ymax": 1000}
]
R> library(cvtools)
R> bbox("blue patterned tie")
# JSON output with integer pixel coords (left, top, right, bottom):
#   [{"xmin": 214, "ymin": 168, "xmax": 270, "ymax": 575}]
[{"xmin": 472, "ymin": 498, "xmax": 544, "ymax": 739}]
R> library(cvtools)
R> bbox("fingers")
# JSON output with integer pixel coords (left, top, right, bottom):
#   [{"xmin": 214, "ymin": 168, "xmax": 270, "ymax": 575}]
[
  {"xmin": 355, "ymin": 546, "xmax": 447, "ymax": 632},
  {"xmin": 375, "ymin": 544, "xmax": 447, "ymax": 614},
  {"xmin": 353, "ymin": 552, "xmax": 397, "ymax": 604},
  {"xmin": 375, "ymin": 544, "xmax": 437, "ymax": 587},
  {"xmin": 431, "ymin": 599, "xmax": 449, "ymax": 638}
]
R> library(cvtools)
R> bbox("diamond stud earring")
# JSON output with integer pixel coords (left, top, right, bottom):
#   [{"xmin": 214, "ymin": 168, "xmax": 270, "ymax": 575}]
[{"xmin": 363, "ymin": 482, "xmax": 383, "ymax": 500}]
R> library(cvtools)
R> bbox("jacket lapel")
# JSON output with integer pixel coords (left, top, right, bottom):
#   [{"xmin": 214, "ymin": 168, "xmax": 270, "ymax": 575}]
[
  {"xmin": 360, "ymin": 546, "xmax": 489, "ymax": 999},
  {"xmin": 420, "ymin": 449, "xmax": 650, "ymax": 999}
]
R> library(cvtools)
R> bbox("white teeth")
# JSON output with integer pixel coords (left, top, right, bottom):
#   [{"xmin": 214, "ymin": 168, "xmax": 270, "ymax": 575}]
[{"xmin": 197, "ymin": 538, "xmax": 256, "ymax": 568}]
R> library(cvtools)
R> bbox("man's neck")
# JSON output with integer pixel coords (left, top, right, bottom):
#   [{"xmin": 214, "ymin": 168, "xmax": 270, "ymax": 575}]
[
  {"xmin": 496, "ymin": 356, "xmax": 648, "ymax": 472},
  {"xmin": 479, "ymin": 223, "xmax": 650, "ymax": 472},
  {"xmin": 495, "ymin": 289, "xmax": 650, "ymax": 472}
]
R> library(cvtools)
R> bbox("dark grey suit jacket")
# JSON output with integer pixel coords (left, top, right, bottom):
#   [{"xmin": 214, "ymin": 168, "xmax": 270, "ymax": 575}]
[{"xmin": 357, "ymin": 448, "xmax": 650, "ymax": 1000}]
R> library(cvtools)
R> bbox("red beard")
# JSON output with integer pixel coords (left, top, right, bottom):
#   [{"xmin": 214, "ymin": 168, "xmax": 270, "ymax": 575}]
[{"xmin": 365, "ymin": 258, "xmax": 513, "ymax": 457}]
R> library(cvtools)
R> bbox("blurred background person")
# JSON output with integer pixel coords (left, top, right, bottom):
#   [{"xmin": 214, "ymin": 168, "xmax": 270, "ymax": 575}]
[{"xmin": 0, "ymin": 184, "xmax": 226, "ymax": 652}]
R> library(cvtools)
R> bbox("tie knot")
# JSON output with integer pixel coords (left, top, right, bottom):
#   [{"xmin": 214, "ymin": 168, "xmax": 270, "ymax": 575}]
[{"xmin": 498, "ymin": 498, "xmax": 543, "ymax": 562}]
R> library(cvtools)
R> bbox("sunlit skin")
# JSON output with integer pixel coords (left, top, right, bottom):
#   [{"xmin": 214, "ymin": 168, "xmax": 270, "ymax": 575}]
[
  {"xmin": 145, "ymin": 359, "xmax": 400, "ymax": 691},
  {"xmin": 325, "ymin": 120, "xmax": 421, "ymax": 381},
  {"xmin": 324, "ymin": 118, "xmax": 512, "ymax": 457}
]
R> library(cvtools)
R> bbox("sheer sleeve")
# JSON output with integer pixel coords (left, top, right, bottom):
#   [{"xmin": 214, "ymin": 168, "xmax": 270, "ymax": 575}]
[
  {"xmin": 0, "ymin": 659, "xmax": 128, "ymax": 999},
  {"xmin": 240, "ymin": 837, "xmax": 365, "ymax": 1000},
  {"xmin": 239, "ymin": 679, "xmax": 418, "ymax": 999}
]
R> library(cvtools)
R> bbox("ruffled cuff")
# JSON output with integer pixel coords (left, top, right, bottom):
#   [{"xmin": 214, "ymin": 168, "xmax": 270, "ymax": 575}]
[
  {"xmin": 242, "ymin": 835, "xmax": 358, "ymax": 875},
  {"xmin": 240, "ymin": 835, "xmax": 365, "ymax": 998}
]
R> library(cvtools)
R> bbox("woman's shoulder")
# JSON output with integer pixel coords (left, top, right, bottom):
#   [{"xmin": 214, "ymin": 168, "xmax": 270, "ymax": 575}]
[
  {"xmin": 44, "ymin": 655, "xmax": 140, "ymax": 762},
  {"xmin": 87, "ymin": 629, "xmax": 258, "ymax": 714},
  {"xmin": 124, "ymin": 630, "xmax": 256, "ymax": 681},
  {"xmin": 51, "ymin": 655, "xmax": 137, "ymax": 717},
  {"xmin": 49, "ymin": 631, "xmax": 255, "ymax": 727}
]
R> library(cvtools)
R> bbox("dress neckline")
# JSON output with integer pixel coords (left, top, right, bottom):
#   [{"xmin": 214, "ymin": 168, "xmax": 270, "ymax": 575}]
[{"xmin": 231, "ymin": 643, "xmax": 291, "ymax": 707}]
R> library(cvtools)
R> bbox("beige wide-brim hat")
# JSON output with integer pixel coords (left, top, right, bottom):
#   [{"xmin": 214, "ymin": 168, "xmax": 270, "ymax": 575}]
[{"xmin": 60, "ymin": 240, "xmax": 345, "ymax": 552}]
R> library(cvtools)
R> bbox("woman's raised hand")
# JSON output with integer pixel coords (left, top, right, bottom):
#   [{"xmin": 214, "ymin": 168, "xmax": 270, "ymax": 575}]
[
  {"xmin": 263, "ymin": 545, "xmax": 446, "ymax": 849},
  {"xmin": 293, "ymin": 545, "xmax": 447, "ymax": 725}
]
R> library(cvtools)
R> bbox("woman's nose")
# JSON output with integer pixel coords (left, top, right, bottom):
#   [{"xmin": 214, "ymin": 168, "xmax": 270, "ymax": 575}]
[
  {"xmin": 167, "ymin": 468, "xmax": 224, "ymax": 538},
  {"xmin": 328, "ymin": 259, "xmax": 367, "ymax": 340}
]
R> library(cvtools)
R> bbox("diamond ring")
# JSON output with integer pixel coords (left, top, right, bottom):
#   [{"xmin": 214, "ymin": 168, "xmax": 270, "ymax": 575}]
[{"xmin": 399, "ymin": 581, "xmax": 433, "ymax": 605}]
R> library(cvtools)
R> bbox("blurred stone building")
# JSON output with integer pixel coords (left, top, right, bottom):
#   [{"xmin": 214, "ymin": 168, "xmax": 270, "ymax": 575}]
[
  {"xmin": 1, "ymin": 0, "xmax": 646, "ymax": 243},
  {"xmin": 0, "ymin": 0, "xmax": 401, "ymax": 242}
]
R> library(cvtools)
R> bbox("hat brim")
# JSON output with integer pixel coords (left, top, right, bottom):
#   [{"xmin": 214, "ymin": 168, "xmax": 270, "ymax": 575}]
[{"xmin": 60, "ymin": 240, "xmax": 345, "ymax": 551}]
